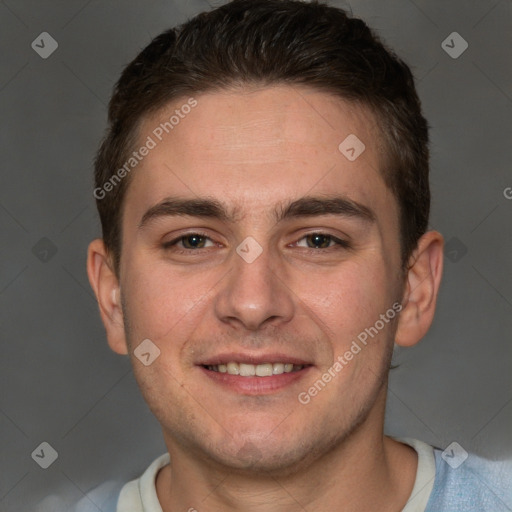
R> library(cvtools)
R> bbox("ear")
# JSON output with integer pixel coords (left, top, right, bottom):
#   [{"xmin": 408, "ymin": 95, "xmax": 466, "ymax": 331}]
[
  {"xmin": 87, "ymin": 239, "xmax": 128, "ymax": 355},
  {"xmin": 395, "ymin": 231, "xmax": 444, "ymax": 348}
]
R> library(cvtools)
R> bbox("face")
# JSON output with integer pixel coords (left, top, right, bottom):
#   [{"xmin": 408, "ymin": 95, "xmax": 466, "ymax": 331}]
[{"xmin": 117, "ymin": 86, "xmax": 405, "ymax": 473}]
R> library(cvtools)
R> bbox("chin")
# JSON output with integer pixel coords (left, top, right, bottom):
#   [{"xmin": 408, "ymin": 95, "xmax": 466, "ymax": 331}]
[{"xmin": 199, "ymin": 428, "xmax": 328, "ymax": 477}]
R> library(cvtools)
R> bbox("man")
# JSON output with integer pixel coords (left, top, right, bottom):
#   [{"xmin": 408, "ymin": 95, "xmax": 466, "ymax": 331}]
[{"xmin": 85, "ymin": 1, "xmax": 510, "ymax": 510}]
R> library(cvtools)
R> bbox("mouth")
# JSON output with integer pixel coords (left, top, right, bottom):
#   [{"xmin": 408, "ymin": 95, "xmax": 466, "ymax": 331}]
[
  {"xmin": 203, "ymin": 362, "xmax": 306, "ymax": 377},
  {"xmin": 198, "ymin": 356, "xmax": 313, "ymax": 395}
]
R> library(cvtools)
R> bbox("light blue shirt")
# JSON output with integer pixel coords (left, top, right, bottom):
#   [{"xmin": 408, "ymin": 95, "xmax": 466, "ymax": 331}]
[{"xmin": 425, "ymin": 447, "xmax": 512, "ymax": 511}]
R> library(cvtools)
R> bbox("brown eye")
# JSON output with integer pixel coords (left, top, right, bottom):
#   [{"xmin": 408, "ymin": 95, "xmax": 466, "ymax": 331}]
[
  {"xmin": 305, "ymin": 233, "xmax": 333, "ymax": 249},
  {"xmin": 294, "ymin": 233, "xmax": 351, "ymax": 251},
  {"xmin": 180, "ymin": 234, "xmax": 208, "ymax": 249},
  {"xmin": 162, "ymin": 232, "xmax": 215, "ymax": 251}
]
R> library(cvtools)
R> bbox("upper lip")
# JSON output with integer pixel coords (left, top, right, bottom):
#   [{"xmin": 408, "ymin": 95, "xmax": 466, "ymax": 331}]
[{"xmin": 198, "ymin": 353, "xmax": 312, "ymax": 366}]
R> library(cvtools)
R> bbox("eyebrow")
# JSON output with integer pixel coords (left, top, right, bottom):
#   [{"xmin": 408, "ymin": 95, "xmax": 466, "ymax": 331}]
[{"xmin": 138, "ymin": 195, "xmax": 375, "ymax": 229}]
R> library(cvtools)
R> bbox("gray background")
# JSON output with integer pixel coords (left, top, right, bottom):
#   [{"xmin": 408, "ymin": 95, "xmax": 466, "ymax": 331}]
[{"xmin": 1, "ymin": 0, "xmax": 511, "ymax": 510}]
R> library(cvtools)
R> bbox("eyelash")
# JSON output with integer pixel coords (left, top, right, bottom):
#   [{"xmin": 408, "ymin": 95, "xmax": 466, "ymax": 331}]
[{"xmin": 162, "ymin": 232, "xmax": 351, "ymax": 254}]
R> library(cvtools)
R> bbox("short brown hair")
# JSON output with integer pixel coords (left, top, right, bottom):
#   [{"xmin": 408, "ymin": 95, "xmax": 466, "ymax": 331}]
[{"xmin": 94, "ymin": 0, "xmax": 430, "ymax": 275}]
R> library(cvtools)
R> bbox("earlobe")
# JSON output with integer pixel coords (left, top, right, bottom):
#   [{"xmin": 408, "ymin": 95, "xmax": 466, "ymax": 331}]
[
  {"xmin": 394, "ymin": 231, "xmax": 444, "ymax": 348},
  {"xmin": 86, "ymin": 239, "xmax": 128, "ymax": 355}
]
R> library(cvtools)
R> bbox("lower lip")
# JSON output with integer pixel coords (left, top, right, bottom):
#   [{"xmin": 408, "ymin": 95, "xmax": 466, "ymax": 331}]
[{"xmin": 199, "ymin": 366, "xmax": 312, "ymax": 395}]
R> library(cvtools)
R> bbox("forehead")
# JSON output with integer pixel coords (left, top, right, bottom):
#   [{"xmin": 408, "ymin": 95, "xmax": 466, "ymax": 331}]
[
  {"xmin": 145, "ymin": 85, "xmax": 382, "ymax": 160},
  {"xmin": 126, "ymin": 85, "xmax": 393, "ymax": 222}
]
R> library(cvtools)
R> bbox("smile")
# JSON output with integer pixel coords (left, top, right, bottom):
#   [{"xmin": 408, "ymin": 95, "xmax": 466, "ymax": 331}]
[{"xmin": 204, "ymin": 362, "xmax": 305, "ymax": 377}]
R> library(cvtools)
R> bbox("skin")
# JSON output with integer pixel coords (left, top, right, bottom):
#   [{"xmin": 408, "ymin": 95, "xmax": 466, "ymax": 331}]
[{"xmin": 87, "ymin": 85, "xmax": 444, "ymax": 511}]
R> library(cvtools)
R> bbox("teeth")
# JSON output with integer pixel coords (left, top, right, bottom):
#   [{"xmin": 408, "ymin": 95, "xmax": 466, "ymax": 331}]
[
  {"xmin": 227, "ymin": 362, "xmax": 239, "ymax": 375},
  {"xmin": 239, "ymin": 363, "xmax": 255, "ymax": 376},
  {"xmin": 207, "ymin": 362, "xmax": 305, "ymax": 377},
  {"xmin": 256, "ymin": 363, "xmax": 273, "ymax": 377},
  {"xmin": 273, "ymin": 363, "xmax": 284, "ymax": 375}
]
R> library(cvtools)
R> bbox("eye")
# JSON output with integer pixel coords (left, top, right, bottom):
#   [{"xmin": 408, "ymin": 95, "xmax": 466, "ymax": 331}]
[
  {"xmin": 295, "ymin": 233, "xmax": 350, "ymax": 250},
  {"xmin": 163, "ymin": 233, "xmax": 215, "ymax": 250}
]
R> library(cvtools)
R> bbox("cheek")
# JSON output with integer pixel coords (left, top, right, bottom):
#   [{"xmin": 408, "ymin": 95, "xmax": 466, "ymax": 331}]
[
  {"xmin": 121, "ymin": 256, "xmax": 220, "ymax": 344},
  {"xmin": 295, "ymin": 260, "xmax": 392, "ymax": 349}
]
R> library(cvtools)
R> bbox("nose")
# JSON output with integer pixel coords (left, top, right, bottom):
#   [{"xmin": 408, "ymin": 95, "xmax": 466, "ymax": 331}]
[{"xmin": 214, "ymin": 243, "xmax": 295, "ymax": 332}]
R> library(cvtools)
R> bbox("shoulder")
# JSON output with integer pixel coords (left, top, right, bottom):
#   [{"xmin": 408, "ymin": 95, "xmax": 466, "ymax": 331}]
[
  {"xmin": 35, "ymin": 480, "xmax": 125, "ymax": 512},
  {"xmin": 425, "ymin": 447, "xmax": 512, "ymax": 512}
]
